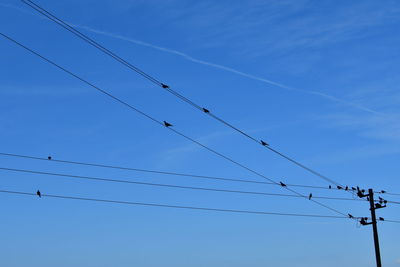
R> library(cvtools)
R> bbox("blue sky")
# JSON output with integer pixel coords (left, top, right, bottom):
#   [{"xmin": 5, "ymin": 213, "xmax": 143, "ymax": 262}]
[{"xmin": 1, "ymin": 0, "xmax": 400, "ymax": 266}]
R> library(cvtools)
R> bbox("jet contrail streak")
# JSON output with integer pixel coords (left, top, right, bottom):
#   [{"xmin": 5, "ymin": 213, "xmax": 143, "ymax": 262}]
[{"xmin": 72, "ymin": 25, "xmax": 383, "ymax": 115}]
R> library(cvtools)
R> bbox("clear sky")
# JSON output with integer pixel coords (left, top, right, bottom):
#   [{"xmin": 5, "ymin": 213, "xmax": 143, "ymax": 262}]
[{"xmin": 1, "ymin": 0, "xmax": 400, "ymax": 266}]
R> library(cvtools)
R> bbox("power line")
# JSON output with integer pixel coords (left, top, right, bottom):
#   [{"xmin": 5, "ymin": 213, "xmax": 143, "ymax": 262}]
[
  {"xmin": 385, "ymin": 192, "xmax": 400, "ymax": 196},
  {"xmin": 0, "ymin": 32, "xmax": 352, "ymax": 219},
  {"xmin": 20, "ymin": 0, "xmax": 346, "ymax": 188},
  {"xmin": 0, "ymin": 152, "xmax": 355, "ymax": 192},
  {"xmin": 4, "ymin": 152, "xmax": 397, "ymax": 201},
  {"xmin": 384, "ymin": 219, "xmax": 400, "ymax": 224},
  {"xmin": 0, "ymin": 166, "xmax": 365, "ymax": 202},
  {"xmin": 0, "ymin": 189, "xmax": 351, "ymax": 219}
]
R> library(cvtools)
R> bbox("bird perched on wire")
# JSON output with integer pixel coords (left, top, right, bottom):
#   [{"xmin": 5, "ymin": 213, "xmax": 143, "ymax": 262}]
[
  {"xmin": 163, "ymin": 121, "xmax": 173, "ymax": 127},
  {"xmin": 48, "ymin": 156, "xmax": 52, "ymax": 160},
  {"xmin": 308, "ymin": 193, "xmax": 312, "ymax": 200},
  {"xmin": 260, "ymin": 140, "xmax": 269, "ymax": 146},
  {"xmin": 36, "ymin": 190, "xmax": 41, "ymax": 198},
  {"xmin": 280, "ymin": 182, "xmax": 287, "ymax": 187}
]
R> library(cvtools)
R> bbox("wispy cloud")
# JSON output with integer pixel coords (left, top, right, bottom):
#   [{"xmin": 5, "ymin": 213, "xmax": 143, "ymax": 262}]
[
  {"xmin": 1, "ymin": 1, "xmax": 384, "ymax": 116},
  {"xmin": 307, "ymin": 142, "xmax": 400, "ymax": 166},
  {"xmin": 0, "ymin": 85, "xmax": 90, "ymax": 96},
  {"xmin": 317, "ymin": 77, "xmax": 400, "ymax": 142}
]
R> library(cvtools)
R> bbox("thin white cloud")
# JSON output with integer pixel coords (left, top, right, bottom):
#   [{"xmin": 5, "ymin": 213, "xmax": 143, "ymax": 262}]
[{"xmin": 1, "ymin": 1, "xmax": 384, "ymax": 116}]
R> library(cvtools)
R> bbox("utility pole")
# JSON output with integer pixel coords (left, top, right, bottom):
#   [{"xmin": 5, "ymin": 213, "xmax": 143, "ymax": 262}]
[
  {"xmin": 358, "ymin": 188, "xmax": 387, "ymax": 267},
  {"xmin": 368, "ymin": 189, "xmax": 382, "ymax": 267}
]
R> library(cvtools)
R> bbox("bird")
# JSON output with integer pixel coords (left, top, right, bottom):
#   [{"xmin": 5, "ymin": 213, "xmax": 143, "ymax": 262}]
[
  {"xmin": 48, "ymin": 156, "xmax": 52, "ymax": 160},
  {"xmin": 345, "ymin": 186, "xmax": 349, "ymax": 191},
  {"xmin": 348, "ymin": 214, "xmax": 354, "ymax": 218},
  {"xmin": 260, "ymin": 140, "xmax": 269, "ymax": 146},
  {"xmin": 280, "ymin": 182, "xmax": 287, "ymax": 187},
  {"xmin": 202, "ymin": 108, "xmax": 210, "ymax": 113},
  {"xmin": 161, "ymin": 83, "xmax": 170, "ymax": 89},
  {"xmin": 380, "ymin": 190, "xmax": 386, "ymax": 193},
  {"xmin": 337, "ymin": 186, "xmax": 343, "ymax": 190},
  {"xmin": 36, "ymin": 190, "xmax": 41, "ymax": 198},
  {"xmin": 351, "ymin": 187, "xmax": 356, "ymax": 191},
  {"xmin": 379, "ymin": 217, "xmax": 385, "ymax": 221},
  {"xmin": 308, "ymin": 193, "xmax": 312, "ymax": 200},
  {"xmin": 329, "ymin": 185, "xmax": 332, "ymax": 189},
  {"xmin": 163, "ymin": 121, "xmax": 173, "ymax": 127}
]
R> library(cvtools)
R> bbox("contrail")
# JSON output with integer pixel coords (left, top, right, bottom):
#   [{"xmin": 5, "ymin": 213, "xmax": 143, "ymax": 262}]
[
  {"xmin": 64, "ymin": 25, "xmax": 385, "ymax": 116},
  {"xmin": 1, "ymin": 2, "xmax": 383, "ymax": 115}
]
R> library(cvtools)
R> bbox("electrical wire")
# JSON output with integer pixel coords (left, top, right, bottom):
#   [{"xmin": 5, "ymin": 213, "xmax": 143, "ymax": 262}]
[
  {"xmin": 384, "ymin": 192, "xmax": 400, "ymax": 196},
  {"xmin": 0, "ymin": 189, "xmax": 351, "ymax": 219},
  {"xmin": 3, "ymin": 189, "xmax": 399, "ymax": 223},
  {"xmin": 0, "ymin": 151, "xmax": 354, "ymax": 191},
  {"xmin": 3, "ymin": 152, "xmax": 397, "ymax": 199},
  {"xmin": 384, "ymin": 220, "xmax": 400, "ymax": 224},
  {"xmin": 0, "ymin": 32, "xmax": 351, "ymax": 218},
  {"xmin": 21, "ymin": 0, "xmax": 346, "ymax": 188},
  {"xmin": 0, "ymin": 166, "xmax": 365, "ymax": 202}
]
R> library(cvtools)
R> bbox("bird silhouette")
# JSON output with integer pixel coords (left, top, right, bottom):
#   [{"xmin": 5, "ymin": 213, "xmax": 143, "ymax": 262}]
[
  {"xmin": 351, "ymin": 187, "xmax": 356, "ymax": 191},
  {"xmin": 308, "ymin": 193, "xmax": 312, "ymax": 200},
  {"xmin": 36, "ymin": 190, "xmax": 41, "ymax": 198},
  {"xmin": 161, "ymin": 83, "xmax": 169, "ymax": 89},
  {"xmin": 380, "ymin": 190, "xmax": 386, "ymax": 193},
  {"xmin": 345, "ymin": 186, "xmax": 349, "ymax": 191},
  {"xmin": 48, "ymin": 156, "xmax": 52, "ymax": 160},
  {"xmin": 329, "ymin": 185, "xmax": 332, "ymax": 189},
  {"xmin": 379, "ymin": 217, "xmax": 385, "ymax": 221},
  {"xmin": 202, "ymin": 108, "xmax": 210, "ymax": 113},
  {"xmin": 163, "ymin": 121, "xmax": 173, "ymax": 127},
  {"xmin": 260, "ymin": 140, "xmax": 269, "ymax": 146},
  {"xmin": 337, "ymin": 186, "xmax": 343, "ymax": 190},
  {"xmin": 280, "ymin": 182, "xmax": 287, "ymax": 187},
  {"xmin": 348, "ymin": 214, "xmax": 354, "ymax": 218},
  {"xmin": 360, "ymin": 217, "xmax": 368, "ymax": 225}
]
